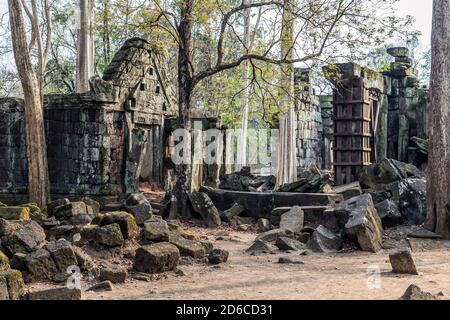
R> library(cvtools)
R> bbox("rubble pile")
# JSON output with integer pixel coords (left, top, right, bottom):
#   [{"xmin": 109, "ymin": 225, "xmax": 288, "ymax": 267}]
[
  {"xmin": 238, "ymin": 159, "xmax": 432, "ymax": 257},
  {"xmin": 0, "ymin": 194, "xmax": 229, "ymax": 300}
]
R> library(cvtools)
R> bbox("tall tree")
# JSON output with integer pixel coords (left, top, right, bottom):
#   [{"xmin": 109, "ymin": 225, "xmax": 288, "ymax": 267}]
[
  {"xmin": 147, "ymin": 0, "xmax": 416, "ymax": 216},
  {"xmin": 8, "ymin": 0, "xmax": 50, "ymax": 209},
  {"xmin": 426, "ymin": 0, "xmax": 450, "ymax": 239},
  {"xmin": 76, "ymin": 0, "xmax": 94, "ymax": 92},
  {"xmin": 276, "ymin": 0, "xmax": 297, "ymax": 185}
]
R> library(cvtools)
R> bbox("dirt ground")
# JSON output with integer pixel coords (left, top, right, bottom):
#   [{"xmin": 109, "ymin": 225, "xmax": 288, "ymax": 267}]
[{"xmin": 58, "ymin": 229, "xmax": 448, "ymax": 301}]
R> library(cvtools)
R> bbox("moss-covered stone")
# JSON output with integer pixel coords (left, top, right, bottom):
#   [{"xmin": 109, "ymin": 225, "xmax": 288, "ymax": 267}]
[
  {"xmin": 0, "ymin": 269, "xmax": 25, "ymax": 300},
  {"xmin": 18, "ymin": 203, "xmax": 43, "ymax": 222},
  {"xmin": 0, "ymin": 207, "xmax": 30, "ymax": 221},
  {"xmin": 0, "ymin": 251, "xmax": 9, "ymax": 272},
  {"xmin": 99, "ymin": 212, "xmax": 138, "ymax": 239}
]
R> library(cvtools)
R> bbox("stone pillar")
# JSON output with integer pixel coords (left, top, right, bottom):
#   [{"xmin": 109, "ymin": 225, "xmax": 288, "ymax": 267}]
[{"xmin": 294, "ymin": 68, "xmax": 323, "ymax": 169}]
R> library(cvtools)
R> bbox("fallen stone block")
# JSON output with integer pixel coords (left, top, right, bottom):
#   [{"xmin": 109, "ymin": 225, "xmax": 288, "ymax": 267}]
[
  {"xmin": 246, "ymin": 240, "xmax": 275, "ymax": 255},
  {"xmin": 0, "ymin": 207, "xmax": 30, "ymax": 221},
  {"xmin": 332, "ymin": 182, "xmax": 362, "ymax": 200},
  {"xmin": 98, "ymin": 212, "xmax": 138, "ymax": 239},
  {"xmin": 359, "ymin": 158, "xmax": 424, "ymax": 189},
  {"xmin": 220, "ymin": 203, "xmax": 245, "ymax": 223},
  {"xmin": 208, "ymin": 249, "xmax": 229, "ymax": 264},
  {"xmin": 25, "ymin": 287, "xmax": 81, "ymax": 300},
  {"xmin": 340, "ymin": 194, "xmax": 384, "ymax": 253},
  {"xmin": 389, "ymin": 249, "xmax": 419, "ymax": 275},
  {"xmin": 400, "ymin": 284, "xmax": 439, "ymax": 300},
  {"xmin": 87, "ymin": 280, "xmax": 114, "ymax": 292},
  {"xmin": 256, "ymin": 218, "xmax": 271, "ymax": 232},
  {"xmin": 44, "ymin": 239, "xmax": 79, "ymax": 276},
  {"xmin": 24, "ymin": 248, "xmax": 59, "ymax": 282},
  {"xmin": 280, "ymin": 206, "xmax": 304, "ymax": 234},
  {"xmin": 124, "ymin": 193, "xmax": 153, "ymax": 226},
  {"xmin": 2, "ymin": 220, "xmax": 46, "ymax": 255},
  {"xmin": 99, "ymin": 267, "xmax": 127, "ymax": 284},
  {"xmin": 398, "ymin": 178, "xmax": 427, "ymax": 225},
  {"xmin": 306, "ymin": 225, "xmax": 342, "ymax": 253},
  {"xmin": 170, "ymin": 237, "xmax": 206, "ymax": 259},
  {"xmin": 0, "ymin": 269, "xmax": 25, "ymax": 300},
  {"xmin": 133, "ymin": 243, "xmax": 180, "ymax": 274},
  {"xmin": 0, "ymin": 251, "xmax": 9, "ymax": 272},
  {"xmin": 375, "ymin": 199, "xmax": 403, "ymax": 228},
  {"xmin": 275, "ymin": 237, "xmax": 305, "ymax": 251},
  {"xmin": 189, "ymin": 192, "xmax": 222, "ymax": 227},
  {"xmin": 256, "ymin": 229, "xmax": 289, "ymax": 243},
  {"xmin": 53, "ymin": 202, "xmax": 88, "ymax": 220},
  {"xmin": 94, "ymin": 224, "xmax": 125, "ymax": 247},
  {"xmin": 143, "ymin": 216, "xmax": 170, "ymax": 242}
]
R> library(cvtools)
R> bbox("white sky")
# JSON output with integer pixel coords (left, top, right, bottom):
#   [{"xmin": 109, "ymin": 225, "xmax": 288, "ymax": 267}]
[{"xmin": 395, "ymin": 0, "xmax": 432, "ymax": 45}]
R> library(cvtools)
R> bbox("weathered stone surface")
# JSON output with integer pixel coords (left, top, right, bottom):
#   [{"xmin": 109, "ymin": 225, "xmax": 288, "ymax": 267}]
[
  {"xmin": 306, "ymin": 225, "xmax": 342, "ymax": 253},
  {"xmin": 189, "ymin": 192, "xmax": 222, "ymax": 227},
  {"xmin": 398, "ymin": 178, "xmax": 427, "ymax": 225},
  {"xmin": 400, "ymin": 285, "xmax": 439, "ymax": 300},
  {"xmin": 124, "ymin": 193, "xmax": 153, "ymax": 225},
  {"xmin": 275, "ymin": 237, "xmax": 305, "ymax": 251},
  {"xmin": 0, "ymin": 251, "xmax": 9, "ymax": 271},
  {"xmin": 358, "ymin": 159, "xmax": 424, "ymax": 189},
  {"xmin": 53, "ymin": 202, "xmax": 88, "ymax": 220},
  {"xmin": 375, "ymin": 199, "xmax": 403, "ymax": 228},
  {"xmin": 143, "ymin": 216, "xmax": 170, "ymax": 242},
  {"xmin": 256, "ymin": 229, "xmax": 289, "ymax": 243},
  {"xmin": 389, "ymin": 249, "xmax": 419, "ymax": 275},
  {"xmin": 0, "ymin": 207, "xmax": 30, "ymax": 221},
  {"xmin": 200, "ymin": 240, "xmax": 213, "ymax": 255},
  {"xmin": 100, "ymin": 266, "xmax": 127, "ymax": 283},
  {"xmin": 170, "ymin": 237, "xmax": 206, "ymax": 259},
  {"xmin": 18, "ymin": 203, "xmax": 43, "ymax": 221},
  {"xmin": 339, "ymin": 194, "xmax": 384, "ymax": 253},
  {"xmin": 2, "ymin": 220, "xmax": 46, "ymax": 255},
  {"xmin": 88, "ymin": 280, "xmax": 114, "ymax": 292},
  {"xmin": 93, "ymin": 224, "xmax": 124, "ymax": 247},
  {"xmin": 48, "ymin": 199, "xmax": 70, "ymax": 216},
  {"xmin": 220, "ymin": 203, "xmax": 245, "ymax": 223},
  {"xmin": 26, "ymin": 287, "xmax": 82, "ymax": 300},
  {"xmin": 81, "ymin": 197, "xmax": 101, "ymax": 214},
  {"xmin": 45, "ymin": 239, "xmax": 78, "ymax": 272},
  {"xmin": 133, "ymin": 243, "xmax": 180, "ymax": 274},
  {"xmin": 98, "ymin": 212, "xmax": 138, "ymax": 239},
  {"xmin": 256, "ymin": 218, "xmax": 271, "ymax": 232},
  {"xmin": 24, "ymin": 248, "xmax": 59, "ymax": 282},
  {"xmin": 332, "ymin": 182, "xmax": 362, "ymax": 200},
  {"xmin": 208, "ymin": 249, "xmax": 229, "ymax": 264},
  {"xmin": 297, "ymin": 232, "xmax": 311, "ymax": 244},
  {"xmin": 71, "ymin": 246, "xmax": 95, "ymax": 271},
  {"xmin": 0, "ymin": 269, "xmax": 25, "ymax": 300},
  {"xmin": 280, "ymin": 206, "xmax": 304, "ymax": 234},
  {"xmin": 246, "ymin": 240, "xmax": 275, "ymax": 255}
]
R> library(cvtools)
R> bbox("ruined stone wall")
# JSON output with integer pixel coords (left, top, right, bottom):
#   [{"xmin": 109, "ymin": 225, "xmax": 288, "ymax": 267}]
[
  {"xmin": 295, "ymin": 69, "xmax": 323, "ymax": 169},
  {"xmin": 0, "ymin": 96, "xmax": 127, "ymax": 196},
  {"xmin": 0, "ymin": 38, "xmax": 179, "ymax": 198}
]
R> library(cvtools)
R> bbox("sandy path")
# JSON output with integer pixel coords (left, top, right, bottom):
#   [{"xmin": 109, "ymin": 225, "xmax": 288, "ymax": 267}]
[{"xmin": 79, "ymin": 231, "xmax": 450, "ymax": 300}]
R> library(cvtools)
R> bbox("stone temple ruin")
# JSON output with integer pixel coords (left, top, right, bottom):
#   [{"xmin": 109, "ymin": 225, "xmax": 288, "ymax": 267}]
[{"xmin": 0, "ymin": 40, "xmax": 436, "ymax": 300}]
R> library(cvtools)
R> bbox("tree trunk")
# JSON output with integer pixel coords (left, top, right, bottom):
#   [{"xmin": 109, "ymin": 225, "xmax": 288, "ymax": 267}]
[
  {"xmin": 102, "ymin": 0, "xmax": 111, "ymax": 66},
  {"xmin": 76, "ymin": 0, "xmax": 94, "ymax": 93},
  {"xmin": 276, "ymin": 0, "xmax": 297, "ymax": 186},
  {"xmin": 172, "ymin": 0, "xmax": 194, "ymax": 218},
  {"xmin": 8, "ymin": 0, "xmax": 49, "ymax": 210},
  {"xmin": 426, "ymin": 0, "xmax": 450, "ymax": 239},
  {"xmin": 236, "ymin": 0, "xmax": 251, "ymax": 171}
]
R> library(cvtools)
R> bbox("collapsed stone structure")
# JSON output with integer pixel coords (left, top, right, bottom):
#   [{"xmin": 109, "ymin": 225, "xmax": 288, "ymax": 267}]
[
  {"xmin": 293, "ymin": 47, "xmax": 428, "ymax": 185},
  {"xmin": 0, "ymin": 38, "xmax": 219, "ymax": 202}
]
